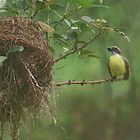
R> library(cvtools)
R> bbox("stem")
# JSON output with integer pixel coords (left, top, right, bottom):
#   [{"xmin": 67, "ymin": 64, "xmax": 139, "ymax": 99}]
[
  {"xmin": 54, "ymin": 31, "xmax": 101, "ymax": 63},
  {"xmin": 60, "ymin": 6, "xmax": 83, "ymax": 23},
  {"xmin": 55, "ymin": 78, "xmax": 123, "ymax": 87}
]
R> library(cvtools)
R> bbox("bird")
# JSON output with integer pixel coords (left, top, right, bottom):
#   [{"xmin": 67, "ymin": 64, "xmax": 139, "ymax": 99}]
[{"xmin": 107, "ymin": 46, "xmax": 130, "ymax": 80}]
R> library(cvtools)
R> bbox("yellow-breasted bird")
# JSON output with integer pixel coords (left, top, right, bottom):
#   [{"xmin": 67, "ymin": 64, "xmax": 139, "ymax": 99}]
[{"xmin": 107, "ymin": 46, "xmax": 130, "ymax": 80}]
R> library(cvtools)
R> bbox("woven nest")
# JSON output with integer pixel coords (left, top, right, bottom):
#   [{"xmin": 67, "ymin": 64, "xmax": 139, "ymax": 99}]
[{"xmin": 0, "ymin": 17, "xmax": 53, "ymax": 139}]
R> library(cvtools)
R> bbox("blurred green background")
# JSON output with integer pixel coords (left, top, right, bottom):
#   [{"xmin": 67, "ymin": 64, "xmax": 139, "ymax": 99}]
[{"xmin": 2, "ymin": 0, "xmax": 140, "ymax": 140}]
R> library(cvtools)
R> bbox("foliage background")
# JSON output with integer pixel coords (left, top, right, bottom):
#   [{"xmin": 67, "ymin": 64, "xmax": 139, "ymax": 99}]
[{"xmin": 0, "ymin": 0, "xmax": 140, "ymax": 140}]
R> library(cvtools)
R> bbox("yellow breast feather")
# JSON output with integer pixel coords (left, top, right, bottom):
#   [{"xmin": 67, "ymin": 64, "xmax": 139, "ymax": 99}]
[{"xmin": 108, "ymin": 55, "xmax": 126, "ymax": 78}]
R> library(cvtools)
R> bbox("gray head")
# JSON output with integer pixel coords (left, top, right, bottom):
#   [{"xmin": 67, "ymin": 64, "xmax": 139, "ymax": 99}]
[{"xmin": 107, "ymin": 46, "xmax": 121, "ymax": 55}]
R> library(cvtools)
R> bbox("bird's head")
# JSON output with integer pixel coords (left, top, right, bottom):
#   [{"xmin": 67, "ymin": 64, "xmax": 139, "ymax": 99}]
[{"xmin": 107, "ymin": 46, "xmax": 122, "ymax": 55}]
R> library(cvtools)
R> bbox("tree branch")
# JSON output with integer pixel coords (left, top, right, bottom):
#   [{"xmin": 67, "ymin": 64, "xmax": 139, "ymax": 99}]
[
  {"xmin": 55, "ymin": 78, "xmax": 123, "ymax": 87},
  {"xmin": 54, "ymin": 31, "xmax": 101, "ymax": 63}
]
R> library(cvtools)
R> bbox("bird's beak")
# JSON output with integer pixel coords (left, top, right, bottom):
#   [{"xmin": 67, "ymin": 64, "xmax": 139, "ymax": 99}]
[{"xmin": 107, "ymin": 48, "xmax": 111, "ymax": 52}]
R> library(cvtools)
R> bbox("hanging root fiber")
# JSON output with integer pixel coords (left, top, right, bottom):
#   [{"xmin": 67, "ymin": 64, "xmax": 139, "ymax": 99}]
[{"xmin": 0, "ymin": 17, "xmax": 53, "ymax": 140}]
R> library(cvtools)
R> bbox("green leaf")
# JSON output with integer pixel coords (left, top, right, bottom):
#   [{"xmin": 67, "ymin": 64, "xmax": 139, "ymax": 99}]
[
  {"xmin": 87, "ymin": 54, "xmax": 100, "ymax": 58},
  {"xmin": 78, "ymin": 0, "xmax": 95, "ymax": 7},
  {"xmin": 16, "ymin": 0, "xmax": 27, "ymax": 11},
  {"xmin": 79, "ymin": 23, "xmax": 94, "ymax": 33},
  {"xmin": 70, "ymin": 19, "xmax": 93, "ymax": 32},
  {"xmin": 67, "ymin": 30, "xmax": 78, "ymax": 40},
  {"xmin": 0, "ymin": 56, "xmax": 7, "ymax": 67},
  {"xmin": 70, "ymin": 19, "xmax": 80, "ymax": 29},
  {"xmin": 4, "ymin": 1, "xmax": 19, "ymax": 16},
  {"xmin": 80, "ymin": 49, "xmax": 95, "ymax": 55},
  {"xmin": 50, "ymin": 3, "xmax": 64, "ymax": 10},
  {"xmin": 0, "ymin": 9, "xmax": 7, "ymax": 12},
  {"xmin": 61, "ymin": 34, "xmax": 68, "ymax": 40},
  {"xmin": 70, "ymin": 19, "xmax": 94, "ymax": 33},
  {"xmin": 81, "ymin": 16, "xmax": 92, "ymax": 23},
  {"xmin": 80, "ymin": 49, "xmax": 100, "ymax": 59},
  {"xmin": 91, "ymin": 4, "xmax": 109, "ymax": 8},
  {"xmin": 8, "ymin": 45, "xmax": 24, "ymax": 53},
  {"xmin": 35, "ymin": 1, "xmax": 46, "ymax": 11},
  {"xmin": 53, "ymin": 33, "xmax": 70, "ymax": 47},
  {"xmin": 70, "ymin": 19, "xmax": 79, "ymax": 24},
  {"xmin": 99, "ymin": 0, "xmax": 103, "ymax": 4},
  {"xmin": 0, "ymin": 0, "xmax": 6, "ymax": 9},
  {"xmin": 65, "ymin": 19, "xmax": 71, "ymax": 27}
]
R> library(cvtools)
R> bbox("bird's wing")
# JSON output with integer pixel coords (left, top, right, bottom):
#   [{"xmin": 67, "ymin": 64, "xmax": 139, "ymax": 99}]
[{"xmin": 122, "ymin": 56, "xmax": 130, "ymax": 80}]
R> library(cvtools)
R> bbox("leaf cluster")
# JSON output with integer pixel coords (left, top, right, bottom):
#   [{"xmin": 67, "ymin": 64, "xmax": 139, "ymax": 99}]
[{"xmin": 0, "ymin": 0, "xmax": 130, "ymax": 63}]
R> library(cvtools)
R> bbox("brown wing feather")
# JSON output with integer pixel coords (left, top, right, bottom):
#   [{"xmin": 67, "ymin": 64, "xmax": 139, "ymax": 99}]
[{"xmin": 122, "ymin": 56, "xmax": 130, "ymax": 80}]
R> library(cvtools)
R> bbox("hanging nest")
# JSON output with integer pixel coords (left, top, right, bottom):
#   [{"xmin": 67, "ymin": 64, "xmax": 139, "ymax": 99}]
[{"xmin": 0, "ymin": 17, "xmax": 53, "ymax": 139}]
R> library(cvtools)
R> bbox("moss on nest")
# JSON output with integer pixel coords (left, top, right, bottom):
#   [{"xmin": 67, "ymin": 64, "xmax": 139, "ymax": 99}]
[{"xmin": 0, "ymin": 17, "xmax": 53, "ymax": 140}]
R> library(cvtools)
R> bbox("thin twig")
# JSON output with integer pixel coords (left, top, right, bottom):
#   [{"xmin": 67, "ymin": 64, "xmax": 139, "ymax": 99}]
[
  {"xmin": 54, "ymin": 31, "xmax": 101, "ymax": 63},
  {"xmin": 55, "ymin": 78, "xmax": 123, "ymax": 87},
  {"xmin": 60, "ymin": 6, "xmax": 83, "ymax": 23},
  {"xmin": 64, "ymin": 2, "xmax": 70, "ymax": 16}
]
